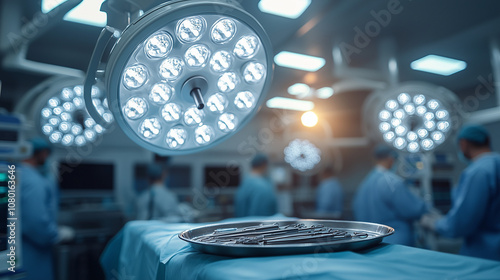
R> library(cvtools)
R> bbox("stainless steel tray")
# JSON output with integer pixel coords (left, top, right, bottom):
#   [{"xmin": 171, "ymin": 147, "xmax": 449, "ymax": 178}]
[{"xmin": 178, "ymin": 219, "xmax": 394, "ymax": 257}]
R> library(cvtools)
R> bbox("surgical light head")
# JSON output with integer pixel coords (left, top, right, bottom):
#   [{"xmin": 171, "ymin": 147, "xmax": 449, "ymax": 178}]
[
  {"xmin": 84, "ymin": 0, "xmax": 273, "ymax": 155},
  {"xmin": 363, "ymin": 82, "xmax": 461, "ymax": 153},
  {"xmin": 15, "ymin": 77, "xmax": 113, "ymax": 148}
]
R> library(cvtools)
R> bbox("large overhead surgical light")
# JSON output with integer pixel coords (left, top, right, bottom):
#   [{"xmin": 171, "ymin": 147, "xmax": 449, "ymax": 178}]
[
  {"xmin": 15, "ymin": 77, "xmax": 113, "ymax": 147},
  {"xmin": 85, "ymin": 0, "xmax": 273, "ymax": 155},
  {"xmin": 363, "ymin": 82, "xmax": 461, "ymax": 153}
]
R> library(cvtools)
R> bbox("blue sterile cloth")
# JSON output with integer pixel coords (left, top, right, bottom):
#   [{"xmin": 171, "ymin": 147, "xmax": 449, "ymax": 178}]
[{"xmin": 101, "ymin": 216, "xmax": 500, "ymax": 280}]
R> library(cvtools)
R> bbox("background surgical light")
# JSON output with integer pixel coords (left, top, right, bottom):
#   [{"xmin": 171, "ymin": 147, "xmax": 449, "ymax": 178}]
[
  {"xmin": 85, "ymin": 1, "xmax": 272, "ymax": 155},
  {"xmin": 17, "ymin": 77, "xmax": 113, "ymax": 148},
  {"xmin": 266, "ymin": 97, "xmax": 314, "ymax": 111},
  {"xmin": 284, "ymin": 139, "xmax": 321, "ymax": 172},
  {"xmin": 363, "ymin": 82, "xmax": 460, "ymax": 153},
  {"xmin": 410, "ymin": 54, "xmax": 467, "ymax": 76},
  {"xmin": 274, "ymin": 51, "xmax": 325, "ymax": 72},
  {"xmin": 301, "ymin": 111, "xmax": 318, "ymax": 127},
  {"xmin": 258, "ymin": 0, "xmax": 311, "ymax": 19}
]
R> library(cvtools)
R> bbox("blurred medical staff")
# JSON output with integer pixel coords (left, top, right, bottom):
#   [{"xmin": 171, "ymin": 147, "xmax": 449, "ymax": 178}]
[
  {"xmin": 20, "ymin": 138, "xmax": 73, "ymax": 280},
  {"xmin": 136, "ymin": 164, "xmax": 182, "ymax": 222},
  {"xmin": 316, "ymin": 166, "xmax": 343, "ymax": 218},
  {"xmin": 421, "ymin": 125, "xmax": 500, "ymax": 261},
  {"xmin": 353, "ymin": 144, "xmax": 429, "ymax": 246},
  {"xmin": 235, "ymin": 154, "xmax": 278, "ymax": 217}
]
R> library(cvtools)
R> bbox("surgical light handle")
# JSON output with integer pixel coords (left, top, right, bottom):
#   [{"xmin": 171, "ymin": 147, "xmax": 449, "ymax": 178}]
[{"xmin": 83, "ymin": 27, "xmax": 118, "ymax": 128}]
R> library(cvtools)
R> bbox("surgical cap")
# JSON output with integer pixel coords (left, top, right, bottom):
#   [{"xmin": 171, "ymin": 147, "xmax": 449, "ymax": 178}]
[
  {"xmin": 251, "ymin": 153, "xmax": 269, "ymax": 168},
  {"xmin": 457, "ymin": 124, "xmax": 490, "ymax": 145},
  {"xmin": 147, "ymin": 164, "xmax": 164, "ymax": 181},
  {"xmin": 373, "ymin": 144, "xmax": 398, "ymax": 160},
  {"xmin": 29, "ymin": 137, "xmax": 51, "ymax": 153}
]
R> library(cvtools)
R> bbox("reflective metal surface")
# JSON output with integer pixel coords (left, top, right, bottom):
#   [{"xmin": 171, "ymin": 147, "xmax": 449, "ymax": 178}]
[{"xmin": 179, "ymin": 219, "xmax": 394, "ymax": 257}]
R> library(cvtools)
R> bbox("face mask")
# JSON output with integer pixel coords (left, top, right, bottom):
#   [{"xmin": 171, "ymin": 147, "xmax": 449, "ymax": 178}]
[
  {"xmin": 390, "ymin": 162, "xmax": 399, "ymax": 175},
  {"xmin": 457, "ymin": 150, "xmax": 471, "ymax": 165},
  {"xmin": 37, "ymin": 162, "xmax": 49, "ymax": 177}
]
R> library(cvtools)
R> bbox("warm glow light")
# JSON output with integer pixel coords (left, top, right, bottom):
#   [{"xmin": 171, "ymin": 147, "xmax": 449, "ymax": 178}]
[{"xmin": 301, "ymin": 111, "xmax": 318, "ymax": 127}]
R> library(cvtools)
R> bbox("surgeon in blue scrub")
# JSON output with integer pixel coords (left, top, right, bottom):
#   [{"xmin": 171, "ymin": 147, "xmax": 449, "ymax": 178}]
[
  {"xmin": 316, "ymin": 166, "xmax": 343, "ymax": 218},
  {"xmin": 136, "ymin": 163, "xmax": 182, "ymax": 221},
  {"xmin": 421, "ymin": 125, "xmax": 500, "ymax": 261},
  {"xmin": 20, "ymin": 138, "xmax": 60, "ymax": 280},
  {"xmin": 235, "ymin": 154, "xmax": 278, "ymax": 217},
  {"xmin": 353, "ymin": 144, "xmax": 429, "ymax": 246}
]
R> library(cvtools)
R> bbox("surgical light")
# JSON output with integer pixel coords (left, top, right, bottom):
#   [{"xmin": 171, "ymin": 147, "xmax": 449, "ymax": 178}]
[
  {"xmin": 410, "ymin": 55, "xmax": 467, "ymax": 76},
  {"xmin": 274, "ymin": 51, "xmax": 325, "ymax": 72},
  {"xmin": 284, "ymin": 139, "xmax": 321, "ymax": 172},
  {"xmin": 258, "ymin": 0, "xmax": 311, "ymax": 19},
  {"xmin": 16, "ymin": 77, "xmax": 113, "ymax": 148},
  {"xmin": 301, "ymin": 111, "xmax": 318, "ymax": 127},
  {"xmin": 84, "ymin": 0, "xmax": 273, "ymax": 155},
  {"xmin": 363, "ymin": 82, "xmax": 460, "ymax": 153}
]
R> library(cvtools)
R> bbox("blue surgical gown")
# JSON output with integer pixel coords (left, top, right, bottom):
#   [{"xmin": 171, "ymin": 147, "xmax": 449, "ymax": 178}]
[
  {"xmin": 316, "ymin": 177, "xmax": 343, "ymax": 215},
  {"xmin": 20, "ymin": 164, "xmax": 59, "ymax": 280},
  {"xmin": 235, "ymin": 174, "xmax": 277, "ymax": 217},
  {"xmin": 136, "ymin": 184, "xmax": 182, "ymax": 221},
  {"xmin": 353, "ymin": 166, "xmax": 428, "ymax": 246},
  {"xmin": 435, "ymin": 152, "xmax": 500, "ymax": 261}
]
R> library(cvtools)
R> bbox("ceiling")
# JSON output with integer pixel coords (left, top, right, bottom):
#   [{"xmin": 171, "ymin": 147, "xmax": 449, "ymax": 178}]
[{"xmin": 1, "ymin": 0, "xmax": 500, "ymax": 134}]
